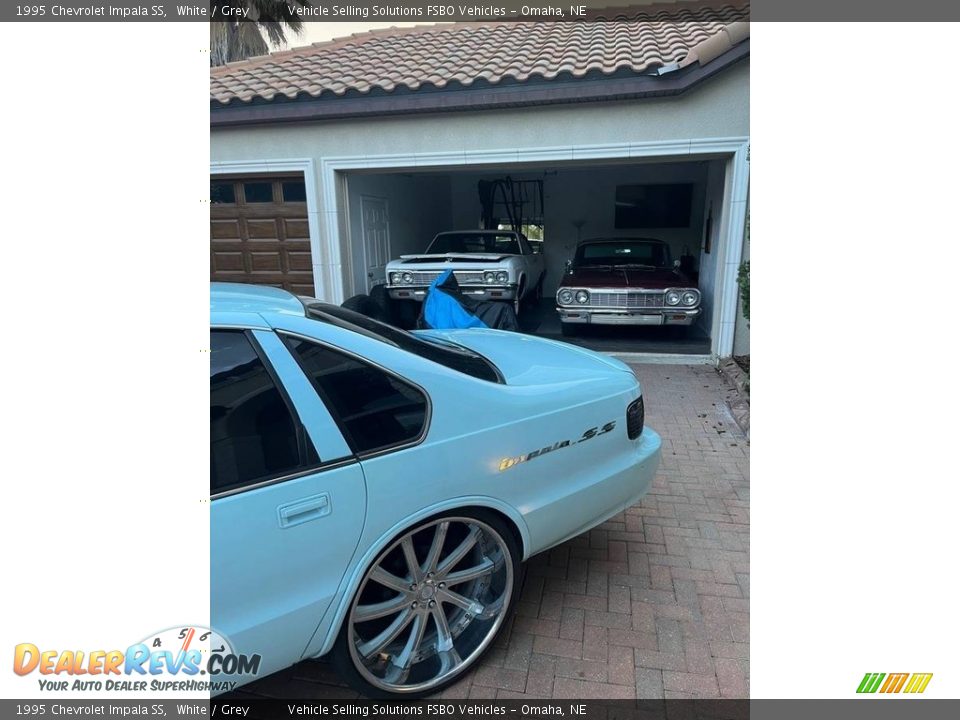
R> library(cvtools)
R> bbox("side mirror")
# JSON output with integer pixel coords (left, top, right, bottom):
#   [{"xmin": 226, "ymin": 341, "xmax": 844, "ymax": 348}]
[
  {"xmin": 565, "ymin": 259, "xmax": 573, "ymax": 272},
  {"xmin": 531, "ymin": 243, "xmax": 542, "ymax": 255},
  {"xmin": 674, "ymin": 259, "xmax": 681, "ymax": 268}
]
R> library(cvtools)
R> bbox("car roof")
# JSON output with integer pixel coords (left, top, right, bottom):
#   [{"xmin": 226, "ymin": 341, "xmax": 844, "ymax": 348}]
[{"xmin": 210, "ymin": 282, "xmax": 307, "ymax": 317}]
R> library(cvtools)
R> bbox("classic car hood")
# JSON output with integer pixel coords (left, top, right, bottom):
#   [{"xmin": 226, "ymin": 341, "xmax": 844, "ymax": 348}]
[
  {"xmin": 560, "ymin": 267, "xmax": 687, "ymax": 289},
  {"xmin": 398, "ymin": 253, "xmax": 512, "ymax": 264},
  {"xmin": 415, "ymin": 328, "xmax": 633, "ymax": 386}
]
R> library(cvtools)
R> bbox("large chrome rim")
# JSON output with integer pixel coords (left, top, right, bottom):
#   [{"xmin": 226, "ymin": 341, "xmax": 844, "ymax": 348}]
[{"xmin": 347, "ymin": 517, "xmax": 513, "ymax": 694}]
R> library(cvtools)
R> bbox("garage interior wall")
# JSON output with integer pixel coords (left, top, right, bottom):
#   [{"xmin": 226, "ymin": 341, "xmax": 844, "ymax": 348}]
[
  {"xmin": 345, "ymin": 174, "xmax": 452, "ymax": 293},
  {"xmin": 697, "ymin": 159, "xmax": 728, "ymax": 338},
  {"xmin": 345, "ymin": 161, "xmax": 712, "ymax": 299},
  {"xmin": 449, "ymin": 162, "xmax": 709, "ymax": 295}
]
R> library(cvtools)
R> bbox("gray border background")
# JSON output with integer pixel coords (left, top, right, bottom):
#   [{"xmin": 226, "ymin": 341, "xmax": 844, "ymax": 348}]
[
  {"xmin": 4, "ymin": 0, "xmax": 960, "ymax": 22},
  {"xmin": 3, "ymin": 700, "xmax": 960, "ymax": 718}
]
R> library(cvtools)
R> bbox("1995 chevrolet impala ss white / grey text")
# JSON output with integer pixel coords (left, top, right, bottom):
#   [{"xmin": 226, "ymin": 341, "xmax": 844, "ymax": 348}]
[{"xmin": 211, "ymin": 283, "xmax": 661, "ymax": 697}]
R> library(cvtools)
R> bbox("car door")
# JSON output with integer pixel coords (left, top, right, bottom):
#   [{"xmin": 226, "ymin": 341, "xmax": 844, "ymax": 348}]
[{"xmin": 210, "ymin": 328, "xmax": 366, "ymax": 682}]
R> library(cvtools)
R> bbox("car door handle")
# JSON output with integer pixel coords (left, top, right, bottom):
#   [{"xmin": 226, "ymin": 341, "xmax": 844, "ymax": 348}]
[{"xmin": 277, "ymin": 494, "xmax": 330, "ymax": 529}]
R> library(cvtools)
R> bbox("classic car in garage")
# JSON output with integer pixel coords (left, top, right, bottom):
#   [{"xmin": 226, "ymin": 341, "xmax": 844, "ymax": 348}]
[
  {"xmin": 385, "ymin": 230, "xmax": 546, "ymax": 314},
  {"xmin": 211, "ymin": 282, "xmax": 661, "ymax": 698},
  {"xmin": 556, "ymin": 238, "xmax": 702, "ymax": 336}
]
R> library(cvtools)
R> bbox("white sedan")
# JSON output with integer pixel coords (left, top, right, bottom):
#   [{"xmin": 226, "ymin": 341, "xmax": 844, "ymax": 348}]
[{"xmin": 386, "ymin": 230, "xmax": 546, "ymax": 314}]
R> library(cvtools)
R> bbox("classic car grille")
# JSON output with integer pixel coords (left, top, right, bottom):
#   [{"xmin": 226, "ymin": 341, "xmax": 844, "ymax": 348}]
[
  {"xmin": 404, "ymin": 270, "xmax": 485, "ymax": 285},
  {"xmin": 590, "ymin": 292, "xmax": 664, "ymax": 308},
  {"xmin": 626, "ymin": 397, "xmax": 645, "ymax": 440}
]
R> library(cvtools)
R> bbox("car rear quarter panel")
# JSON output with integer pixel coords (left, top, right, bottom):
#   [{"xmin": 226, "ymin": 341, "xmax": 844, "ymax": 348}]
[{"xmin": 268, "ymin": 315, "xmax": 656, "ymax": 660}]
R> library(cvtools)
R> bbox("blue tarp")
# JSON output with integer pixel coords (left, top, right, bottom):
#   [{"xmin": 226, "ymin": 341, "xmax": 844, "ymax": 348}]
[{"xmin": 422, "ymin": 270, "xmax": 488, "ymax": 329}]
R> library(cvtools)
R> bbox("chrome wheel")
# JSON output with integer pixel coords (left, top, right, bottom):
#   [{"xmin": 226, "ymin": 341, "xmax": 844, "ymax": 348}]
[{"xmin": 345, "ymin": 516, "xmax": 514, "ymax": 695}]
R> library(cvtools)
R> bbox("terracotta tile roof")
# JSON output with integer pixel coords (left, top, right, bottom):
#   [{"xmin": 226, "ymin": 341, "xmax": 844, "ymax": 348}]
[{"xmin": 210, "ymin": 2, "xmax": 749, "ymax": 106}]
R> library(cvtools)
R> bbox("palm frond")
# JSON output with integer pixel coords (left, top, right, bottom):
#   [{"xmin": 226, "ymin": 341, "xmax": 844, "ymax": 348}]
[{"xmin": 210, "ymin": 0, "xmax": 311, "ymax": 67}]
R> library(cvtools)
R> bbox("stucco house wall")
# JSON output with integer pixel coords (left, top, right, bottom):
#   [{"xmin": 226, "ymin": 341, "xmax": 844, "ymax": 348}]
[{"xmin": 211, "ymin": 61, "xmax": 748, "ymax": 294}]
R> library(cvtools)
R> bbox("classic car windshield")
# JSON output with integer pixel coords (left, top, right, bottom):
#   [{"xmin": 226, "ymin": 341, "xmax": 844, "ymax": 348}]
[
  {"xmin": 426, "ymin": 233, "xmax": 521, "ymax": 255},
  {"xmin": 575, "ymin": 241, "xmax": 671, "ymax": 268},
  {"xmin": 300, "ymin": 301, "xmax": 504, "ymax": 384}
]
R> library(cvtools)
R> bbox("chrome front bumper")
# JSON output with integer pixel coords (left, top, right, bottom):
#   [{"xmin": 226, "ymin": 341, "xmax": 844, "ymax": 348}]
[
  {"xmin": 388, "ymin": 285, "xmax": 518, "ymax": 302},
  {"xmin": 558, "ymin": 307, "xmax": 701, "ymax": 326}
]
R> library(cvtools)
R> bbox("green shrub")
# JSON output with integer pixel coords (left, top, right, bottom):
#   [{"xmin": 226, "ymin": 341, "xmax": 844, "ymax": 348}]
[{"xmin": 738, "ymin": 261, "xmax": 750, "ymax": 324}]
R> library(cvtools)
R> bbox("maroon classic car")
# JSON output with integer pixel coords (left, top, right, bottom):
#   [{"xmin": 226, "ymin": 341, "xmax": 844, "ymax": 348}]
[{"xmin": 556, "ymin": 238, "xmax": 701, "ymax": 336}]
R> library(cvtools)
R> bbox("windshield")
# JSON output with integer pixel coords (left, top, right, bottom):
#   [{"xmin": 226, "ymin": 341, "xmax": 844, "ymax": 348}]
[
  {"xmin": 426, "ymin": 233, "xmax": 521, "ymax": 255},
  {"xmin": 574, "ymin": 240, "xmax": 671, "ymax": 268},
  {"xmin": 300, "ymin": 301, "xmax": 504, "ymax": 384}
]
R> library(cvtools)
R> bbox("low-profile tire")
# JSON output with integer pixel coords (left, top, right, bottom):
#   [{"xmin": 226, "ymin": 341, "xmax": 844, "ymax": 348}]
[
  {"xmin": 560, "ymin": 322, "xmax": 577, "ymax": 337},
  {"xmin": 331, "ymin": 510, "xmax": 521, "ymax": 699}
]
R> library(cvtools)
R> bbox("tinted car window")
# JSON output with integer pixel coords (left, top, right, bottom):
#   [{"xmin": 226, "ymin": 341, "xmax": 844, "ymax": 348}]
[
  {"xmin": 427, "ymin": 233, "xmax": 520, "ymax": 255},
  {"xmin": 210, "ymin": 331, "xmax": 316, "ymax": 494},
  {"xmin": 300, "ymin": 302, "xmax": 503, "ymax": 384},
  {"xmin": 284, "ymin": 336, "xmax": 428, "ymax": 455},
  {"xmin": 576, "ymin": 241, "xmax": 670, "ymax": 267}
]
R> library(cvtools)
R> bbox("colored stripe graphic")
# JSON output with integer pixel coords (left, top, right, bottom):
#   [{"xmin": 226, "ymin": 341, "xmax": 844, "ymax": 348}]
[
  {"xmin": 857, "ymin": 673, "xmax": 885, "ymax": 693},
  {"xmin": 858, "ymin": 672, "xmax": 933, "ymax": 694},
  {"xmin": 903, "ymin": 673, "xmax": 933, "ymax": 694},
  {"xmin": 880, "ymin": 673, "xmax": 909, "ymax": 693}
]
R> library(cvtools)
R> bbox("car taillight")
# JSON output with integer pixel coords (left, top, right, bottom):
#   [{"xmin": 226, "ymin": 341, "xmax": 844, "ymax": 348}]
[{"xmin": 626, "ymin": 397, "xmax": 644, "ymax": 440}]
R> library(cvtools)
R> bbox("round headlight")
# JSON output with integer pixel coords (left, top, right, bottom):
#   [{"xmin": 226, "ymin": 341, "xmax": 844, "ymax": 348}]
[
  {"xmin": 575, "ymin": 290, "xmax": 590, "ymax": 305},
  {"xmin": 681, "ymin": 291, "xmax": 699, "ymax": 306},
  {"xmin": 402, "ymin": 272, "xmax": 414, "ymax": 284},
  {"xmin": 496, "ymin": 271, "xmax": 509, "ymax": 283},
  {"xmin": 483, "ymin": 271, "xmax": 496, "ymax": 283},
  {"xmin": 558, "ymin": 289, "xmax": 574, "ymax": 305},
  {"xmin": 389, "ymin": 272, "xmax": 400, "ymax": 284},
  {"xmin": 665, "ymin": 290, "xmax": 681, "ymax": 306}
]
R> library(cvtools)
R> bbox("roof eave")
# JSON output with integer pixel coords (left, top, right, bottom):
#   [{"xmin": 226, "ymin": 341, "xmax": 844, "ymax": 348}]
[{"xmin": 209, "ymin": 40, "xmax": 748, "ymax": 129}]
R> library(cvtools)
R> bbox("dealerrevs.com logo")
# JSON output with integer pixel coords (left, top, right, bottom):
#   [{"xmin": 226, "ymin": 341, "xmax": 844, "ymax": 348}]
[
  {"xmin": 13, "ymin": 625, "xmax": 260, "ymax": 693},
  {"xmin": 857, "ymin": 672, "xmax": 933, "ymax": 694}
]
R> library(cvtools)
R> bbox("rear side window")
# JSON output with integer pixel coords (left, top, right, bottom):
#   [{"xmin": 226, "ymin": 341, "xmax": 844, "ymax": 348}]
[
  {"xmin": 302, "ymin": 302, "xmax": 503, "ymax": 384},
  {"xmin": 284, "ymin": 336, "xmax": 428, "ymax": 455},
  {"xmin": 210, "ymin": 331, "xmax": 318, "ymax": 495}
]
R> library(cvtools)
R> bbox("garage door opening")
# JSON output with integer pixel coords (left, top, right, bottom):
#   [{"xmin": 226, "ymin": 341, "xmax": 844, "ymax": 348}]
[{"xmin": 342, "ymin": 157, "xmax": 731, "ymax": 355}]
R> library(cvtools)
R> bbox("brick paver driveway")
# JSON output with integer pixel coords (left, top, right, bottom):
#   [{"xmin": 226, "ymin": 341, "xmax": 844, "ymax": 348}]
[{"xmin": 233, "ymin": 363, "xmax": 750, "ymax": 700}]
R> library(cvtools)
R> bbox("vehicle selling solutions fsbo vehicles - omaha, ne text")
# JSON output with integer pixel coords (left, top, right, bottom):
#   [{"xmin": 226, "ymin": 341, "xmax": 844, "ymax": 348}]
[
  {"xmin": 385, "ymin": 230, "xmax": 546, "ymax": 314},
  {"xmin": 210, "ymin": 283, "xmax": 661, "ymax": 697},
  {"xmin": 556, "ymin": 238, "xmax": 702, "ymax": 336}
]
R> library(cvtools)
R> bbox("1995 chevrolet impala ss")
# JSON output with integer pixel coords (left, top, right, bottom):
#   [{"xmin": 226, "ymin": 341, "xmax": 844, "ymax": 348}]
[{"xmin": 211, "ymin": 283, "xmax": 661, "ymax": 697}]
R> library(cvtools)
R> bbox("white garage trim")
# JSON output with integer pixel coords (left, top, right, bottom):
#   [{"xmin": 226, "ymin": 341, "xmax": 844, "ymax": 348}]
[
  {"xmin": 320, "ymin": 138, "xmax": 749, "ymax": 359},
  {"xmin": 713, "ymin": 144, "xmax": 750, "ymax": 360},
  {"xmin": 210, "ymin": 159, "xmax": 325, "ymax": 298}
]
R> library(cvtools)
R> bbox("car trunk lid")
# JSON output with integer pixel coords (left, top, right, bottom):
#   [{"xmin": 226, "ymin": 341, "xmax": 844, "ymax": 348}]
[{"xmin": 415, "ymin": 328, "xmax": 634, "ymax": 385}]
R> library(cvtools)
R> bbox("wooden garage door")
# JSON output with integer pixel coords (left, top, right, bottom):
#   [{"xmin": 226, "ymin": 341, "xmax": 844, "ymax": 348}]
[{"xmin": 210, "ymin": 176, "xmax": 315, "ymax": 296}]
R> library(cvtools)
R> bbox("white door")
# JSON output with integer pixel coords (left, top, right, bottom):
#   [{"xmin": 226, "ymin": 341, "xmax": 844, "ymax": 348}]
[{"xmin": 360, "ymin": 196, "xmax": 390, "ymax": 292}]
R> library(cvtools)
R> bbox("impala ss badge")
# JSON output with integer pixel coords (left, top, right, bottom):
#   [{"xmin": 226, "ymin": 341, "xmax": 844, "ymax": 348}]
[{"xmin": 499, "ymin": 421, "xmax": 617, "ymax": 471}]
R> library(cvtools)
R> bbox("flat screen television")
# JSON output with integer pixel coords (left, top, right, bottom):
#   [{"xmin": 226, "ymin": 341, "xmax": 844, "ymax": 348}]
[{"xmin": 614, "ymin": 183, "xmax": 693, "ymax": 229}]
